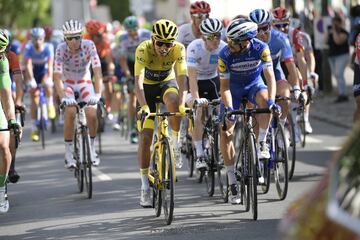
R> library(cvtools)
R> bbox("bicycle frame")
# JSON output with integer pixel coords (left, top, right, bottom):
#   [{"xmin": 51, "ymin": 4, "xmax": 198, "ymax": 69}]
[{"xmin": 148, "ymin": 103, "xmax": 177, "ymax": 188}]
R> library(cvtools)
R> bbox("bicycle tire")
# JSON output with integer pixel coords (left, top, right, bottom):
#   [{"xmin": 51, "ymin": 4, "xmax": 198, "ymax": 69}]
[
  {"xmin": 238, "ymin": 138, "xmax": 250, "ymax": 212},
  {"xmin": 162, "ymin": 137, "xmax": 174, "ymax": 225},
  {"xmin": 151, "ymin": 138, "xmax": 162, "ymax": 217},
  {"xmin": 286, "ymin": 114, "xmax": 296, "ymax": 180},
  {"xmin": 274, "ymin": 125, "xmax": 289, "ymax": 200},
  {"xmin": 186, "ymin": 134, "xmax": 195, "ymax": 178},
  {"xmin": 39, "ymin": 103, "xmax": 46, "ymax": 149},
  {"xmin": 203, "ymin": 125, "xmax": 215, "ymax": 197},
  {"xmin": 98, "ymin": 130, "xmax": 102, "ymax": 155},
  {"xmin": 248, "ymin": 134, "xmax": 258, "ymax": 220},
  {"xmin": 74, "ymin": 131, "xmax": 83, "ymax": 193},
  {"xmin": 298, "ymin": 110, "xmax": 306, "ymax": 148},
  {"xmin": 260, "ymin": 158, "xmax": 270, "ymax": 194},
  {"xmin": 51, "ymin": 119, "xmax": 56, "ymax": 133},
  {"xmin": 83, "ymin": 133, "xmax": 93, "ymax": 199}
]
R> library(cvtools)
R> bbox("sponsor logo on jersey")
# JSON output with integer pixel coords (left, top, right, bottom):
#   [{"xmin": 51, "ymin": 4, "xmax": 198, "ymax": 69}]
[
  {"xmin": 261, "ymin": 48, "xmax": 272, "ymax": 62},
  {"xmin": 209, "ymin": 55, "xmax": 218, "ymax": 64},
  {"xmin": 218, "ymin": 58, "xmax": 227, "ymax": 72},
  {"xmin": 230, "ymin": 60, "xmax": 260, "ymax": 71}
]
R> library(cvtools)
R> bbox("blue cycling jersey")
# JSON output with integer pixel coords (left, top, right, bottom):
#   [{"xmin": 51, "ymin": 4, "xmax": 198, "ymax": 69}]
[
  {"xmin": 218, "ymin": 38, "xmax": 272, "ymax": 107},
  {"xmin": 266, "ymin": 29, "xmax": 294, "ymax": 81},
  {"xmin": 24, "ymin": 42, "xmax": 54, "ymax": 82}
]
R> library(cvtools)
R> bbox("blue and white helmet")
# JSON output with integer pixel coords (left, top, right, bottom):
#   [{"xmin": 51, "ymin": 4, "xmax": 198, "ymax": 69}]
[
  {"xmin": 31, "ymin": 27, "xmax": 45, "ymax": 38},
  {"xmin": 200, "ymin": 18, "xmax": 223, "ymax": 35},
  {"xmin": 249, "ymin": 9, "xmax": 272, "ymax": 25},
  {"xmin": 226, "ymin": 19, "xmax": 258, "ymax": 41}
]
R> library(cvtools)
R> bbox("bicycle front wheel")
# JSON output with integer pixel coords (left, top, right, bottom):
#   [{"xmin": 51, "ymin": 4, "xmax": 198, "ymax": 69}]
[
  {"xmin": 247, "ymin": 134, "xmax": 258, "ymax": 220},
  {"xmin": 286, "ymin": 114, "xmax": 296, "ymax": 180},
  {"xmin": 151, "ymin": 140, "xmax": 162, "ymax": 217},
  {"xmin": 162, "ymin": 138, "xmax": 174, "ymax": 225},
  {"xmin": 274, "ymin": 125, "xmax": 289, "ymax": 200},
  {"xmin": 74, "ymin": 131, "xmax": 83, "ymax": 193},
  {"xmin": 83, "ymin": 133, "xmax": 93, "ymax": 199},
  {"xmin": 298, "ymin": 110, "xmax": 306, "ymax": 148}
]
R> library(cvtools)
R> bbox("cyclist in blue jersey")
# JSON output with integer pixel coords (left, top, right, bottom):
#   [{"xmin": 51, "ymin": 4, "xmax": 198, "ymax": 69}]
[
  {"xmin": 249, "ymin": 9, "xmax": 301, "ymax": 134},
  {"xmin": 24, "ymin": 27, "xmax": 55, "ymax": 141},
  {"xmin": 218, "ymin": 19, "xmax": 278, "ymax": 204}
]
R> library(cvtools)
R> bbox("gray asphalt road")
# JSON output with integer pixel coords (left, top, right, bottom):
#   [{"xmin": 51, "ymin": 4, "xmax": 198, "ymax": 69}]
[{"xmin": 0, "ymin": 117, "xmax": 348, "ymax": 240}]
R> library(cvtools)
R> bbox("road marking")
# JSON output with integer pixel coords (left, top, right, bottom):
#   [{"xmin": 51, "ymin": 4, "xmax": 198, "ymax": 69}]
[
  {"xmin": 92, "ymin": 167, "xmax": 112, "ymax": 181},
  {"xmin": 325, "ymin": 146, "xmax": 341, "ymax": 151},
  {"xmin": 305, "ymin": 136, "xmax": 322, "ymax": 143}
]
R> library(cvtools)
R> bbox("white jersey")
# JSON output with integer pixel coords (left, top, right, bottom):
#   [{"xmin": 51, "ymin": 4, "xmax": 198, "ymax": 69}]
[
  {"xmin": 119, "ymin": 28, "xmax": 151, "ymax": 61},
  {"xmin": 177, "ymin": 23, "xmax": 197, "ymax": 48},
  {"xmin": 54, "ymin": 39, "xmax": 101, "ymax": 81},
  {"xmin": 186, "ymin": 38, "xmax": 226, "ymax": 80}
]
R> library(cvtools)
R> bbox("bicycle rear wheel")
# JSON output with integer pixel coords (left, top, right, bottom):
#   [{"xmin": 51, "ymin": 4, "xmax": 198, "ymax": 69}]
[
  {"xmin": 186, "ymin": 134, "xmax": 195, "ymax": 178},
  {"xmin": 274, "ymin": 125, "xmax": 288, "ymax": 200},
  {"xmin": 237, "ymin": 140, "xmax": 250, "ymax": 211},
  {"xmin": 260, "ymin": 158, "xmax": 270, "ymax": 194},
  {"xmin": 247, "ymin": 134, "xmax": 258, "ymax": 220},
  {"xmin": 162, "ymin": 138, "xmax": 174, "ymax": 225},
  {"xmin": 203, "ymin": 127, "xmax": 216, "ymax": 197},
  {"xmin": 83, "ymin": 133, "xmax": 93, "ymax": 199},
  {"xmin": 286, "ymin": 114, "xmax": 296, "ymax": 180}
]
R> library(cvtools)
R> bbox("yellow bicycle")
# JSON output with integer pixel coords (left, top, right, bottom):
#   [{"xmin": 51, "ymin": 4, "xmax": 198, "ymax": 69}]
[{"xmin": 140, "ymin": 102, "xmax": 188, "ymax": 225}]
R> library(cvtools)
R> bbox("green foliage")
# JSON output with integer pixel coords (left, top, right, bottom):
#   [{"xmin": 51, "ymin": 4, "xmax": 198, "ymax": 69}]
[
  {"xmin": 98, "ymin": 0, "xmax": 131, "ymax": 22},
  {"xmin": 0, "ymin": 0, "xmax": 51, "ymax": 28}
]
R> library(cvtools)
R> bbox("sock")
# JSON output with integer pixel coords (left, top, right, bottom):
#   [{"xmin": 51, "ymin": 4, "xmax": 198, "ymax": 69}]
[
  {"xmin": 46, "ymin": 96, "xmax": 54, "ymax": 105},
  {"xmin": 90, "ymin": 137, "xmax": 95, "ymax": 149},
  {"xmin": 0, "ymin": 175, "xmax": 7, "ymax": 188},
  {"xmin": 226, "ymin": 165, "xmax": 236, "ymax": 185},
  {"xmin": 258, "ymin": 128, "xmax": 268, "ymax": 143},
  {"xmin": 65, "ymin": 140, "xmax": 73, "ymax": 153},
  {"xmin": 280, "ymin": 117, "xmax": 286, "ymax": 128},
  {"xmin": 194, "ymin": 141, "xmax": 204, "ymax": 157},
  {"xmin": 304, "ymin": 111, "xmax": 309, "ymax": 122},
  {"xmin": 140, "ymin": 168, "xmax": 150, "ymax": 190}
]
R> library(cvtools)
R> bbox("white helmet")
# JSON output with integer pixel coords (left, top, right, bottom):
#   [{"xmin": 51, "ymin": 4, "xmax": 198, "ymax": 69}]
[
  {"xmin": 249, "ymin": 9, "xmax": 272, "ymax": 25},
  {"xmin": 62, "ymin": 19, "xmax": 83, "ymax": 36},
  {"xmin": 200, "ymin": 18, "xmax": 223, "ymax": 35},
  {"xmin": 226, "ymin": 19, "xmax": 258, "ymax": 41}
]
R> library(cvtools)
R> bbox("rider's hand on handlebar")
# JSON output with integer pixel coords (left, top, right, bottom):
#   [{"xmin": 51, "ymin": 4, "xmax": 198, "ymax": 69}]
[
  {"xmin": 179, "ymin": 104, "xmax": 189, "ymax": 116},
  {"xmin": 61, "ymin": 97, "xmax": 77, "ymax": 106},
  {"xmin": 267, "ymin": 99, "xmax": 281, "ymax": 113},
  {"xmin": 292, "ymin": 85, "xmax": 301, "ymax": 100},
  {"xmin": 88, "ymin": 93, "xmax": 101, "ymax": 105},
  {"xmin": 194, "ymin": 98, "xmax": 208, "ymax": 107},
  {"xmin": 138, "ymin": 104, "xmax": 150, "ymax": 118}
]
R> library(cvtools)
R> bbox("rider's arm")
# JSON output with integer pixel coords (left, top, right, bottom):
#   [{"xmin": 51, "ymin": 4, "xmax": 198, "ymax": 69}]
[
  {"xmin": 119, "ymin": 37, "xmax": 131, "ymax": 77},
  {"xmin": 218, "ymin": 57, "xmax": 232, "ymax": 108},
  {"xmin": 0, "ymin": 57, "xmax": 16, "ymax": 121},
  {"xmin": 186, "ymin": 43, "xmax": 199, "ymax": 99},
  {"xmin": 281, "ymin": 35, "xmax": 300, "ymax": 88},
  {"xmin": 23, "ymin": 44, "xmax": 34, "ymax": 81},
  {"xmin": 89, "ymin": 42, "xmax": 104, "ymax": 94},
  {"xmin": 261, "ymin": 47, "xmax": 276, "ymax": 101},
  {"xmin": 295, "ymin": 51, "xmax": 307, "ymax": 89},
  {"xmin": 134, "ymin": 44, "xmax": 147, "ymax": 106},
  {"xmin": 305, "ymin": 50, "xmax": 316, "ymax": 73},
  {"xmin": 8, "ymin": 51, "xmax": 24, "ymax": 106},
  {"xmin": 174, "ymin": 44, "xmax": 188, "ymax": 106},
  {"xmin": 285, "ymin": 61, "xmax": 300, "ymax": 87},
  {"xmin": 53, "ymin": 46, "xmax": 64, "ymax": 99}
]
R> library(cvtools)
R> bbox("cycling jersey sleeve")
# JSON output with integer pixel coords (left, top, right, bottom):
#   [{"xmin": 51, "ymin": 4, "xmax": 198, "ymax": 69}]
[
  {"xmin": 281, "ymin": 36, "xmax": 294, "ymax": 63},
  {"xmin": 23, "ymin": 43, "xmax": 32, "ymax": 62},
  {"xmin": 89, "ymin": 41, "xmax": 101, "ymax": 69},
  {"xmin": 260, "ymin": 47, "xmax": 273, "ymax": 69},
  {"xmin": 54, "ymin": 45, "xmax": 64, "ymax": 74},
  {"xmin": 7, "ymin": 51, "xmax": 21, "ymax": 75},
  {"xmin": 218, "ymin": 56, "xmax": 229, "ymax": 79},
  {"xmin": 174, "ymin": 44, "xmax": 187, "ymax": 76},
  {"xmin": 134, "ymin": 43, "xmax": 147, "ymax": 77},
  {"xmin": 186, "ymin": 42, "xmax": 198, "ymax": 68},
  {"xmin": 0, "ymin": 56, "xmax": 11, "ymax": 89},
  {"xmin": 292, "ymin": 29, "xmax": 305, "ymax": 52},
  {"xmin": 47, "ymin": 43, "xmax": 54, "ymax": 60},
  {"xmin": 119, "ymin": 33, "xmax": 128, "ymax": 56}
]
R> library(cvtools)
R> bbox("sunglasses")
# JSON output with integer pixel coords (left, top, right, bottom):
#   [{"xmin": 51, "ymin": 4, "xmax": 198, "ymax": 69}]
[
  {"xmin": 274, "ymin": 23, "xmax": 289, "ymax": 29},
  {"xmin": 155, "ymin": 40, "xmax": 174, "ymax": 48},
  {"xmin": 192, "ymin": 13, "xmax": 209, "ymax": 19},
  {"xmin": 258, "ymin": 24, "xmax": 270, "ymax": 33},
  {"xmin": 66, "ymin": 36, "xmax": 81, "ymax": 41},
  {"xmin": 204, "ymin": 33, "xmax": 221, "ymax": 41}
]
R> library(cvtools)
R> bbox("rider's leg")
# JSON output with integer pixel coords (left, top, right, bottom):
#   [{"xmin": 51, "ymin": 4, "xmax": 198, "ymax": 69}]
[
  {"xmin": 64, "ymin": 106, "xmax": 76, "ymax": 167},
  {"xmin": 85, "ymin": 106, "xmax": 100, "ymax": 165},
  {"xmin": 0, "ymin": 131, "xmax": 11, "ymax": 212},
  {"xmin": 276, "ymin": 80, "xmax": 291, "ymax": 127},
  {"xmin": 129, "ymin": 90, "xmax": 138, "ymax": 143},
  {"xmin": 255, "ymin": 89, "xmax": 271, "ymax": 159},
  {"xmin": 30, "ymin": 89, "xmax": 40, "ymax": 141}
]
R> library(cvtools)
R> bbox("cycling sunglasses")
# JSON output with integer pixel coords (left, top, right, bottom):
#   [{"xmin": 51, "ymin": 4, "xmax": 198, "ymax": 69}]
[
  {"xmin": 258, "ymin": 24, "xmax": 270, "ymax": 33},
  {"xmin": 204, "ymin": 33, "xmax": 221, "ymax": 41},
  {"xmin": 155, "ymin": 40, "xmax": 174, "ymax": 48},
  {"xmin": 274, "ymin": 23, "xmax": 289, "ymax": 29},
  {"xmin": 192, "ymin": 13, "xmax": 209, "ymax": 19},
  {"xmin": 66, "ymin": 36, "xmax": 81, "ymax": 41}
]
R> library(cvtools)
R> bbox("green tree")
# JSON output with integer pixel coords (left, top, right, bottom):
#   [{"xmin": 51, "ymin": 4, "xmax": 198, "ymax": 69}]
[
  {"xmin": 97, "ymin": 0, "xmax": 130, "ymax": 22},
  {"xmin": 0, "ymin": 0, "xmax": 51, "ymax": 28}
]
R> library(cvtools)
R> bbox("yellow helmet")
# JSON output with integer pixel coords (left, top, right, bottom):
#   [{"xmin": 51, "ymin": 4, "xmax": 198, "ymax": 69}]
[{"xmin": 152, "ymin": 19, "xmax": 178, "ymax": 43}]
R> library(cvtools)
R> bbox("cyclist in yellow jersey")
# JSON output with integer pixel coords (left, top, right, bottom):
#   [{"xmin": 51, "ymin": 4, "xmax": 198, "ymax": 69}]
[{"xmin": 134, "ymin": 19, "xmax": 188, "ymax": 207}]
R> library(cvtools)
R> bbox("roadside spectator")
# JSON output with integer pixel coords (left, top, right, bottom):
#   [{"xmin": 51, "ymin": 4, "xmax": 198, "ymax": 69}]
[{"xmin": 326, "ymin": 15, "xmax": 350, "ymax": 103}]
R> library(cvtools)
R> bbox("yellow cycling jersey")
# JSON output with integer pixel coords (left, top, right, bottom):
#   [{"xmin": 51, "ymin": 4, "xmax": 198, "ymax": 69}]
[{"xmin": 134, "ymin": 40, "xmax": 187, "ymax": 84}]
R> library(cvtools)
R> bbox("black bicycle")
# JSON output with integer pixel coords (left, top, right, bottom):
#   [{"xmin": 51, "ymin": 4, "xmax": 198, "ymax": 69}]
[
  {"xmin": 222, "ymin": 101, "xmax": 271, "ymax": 221},
  {"xmin": 96, "ymin": 98, "xmax": 106, "ymax": 154},
  {"xmin": 201, "ymin": 99, "xmax": 223, "ymax": 197}
]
